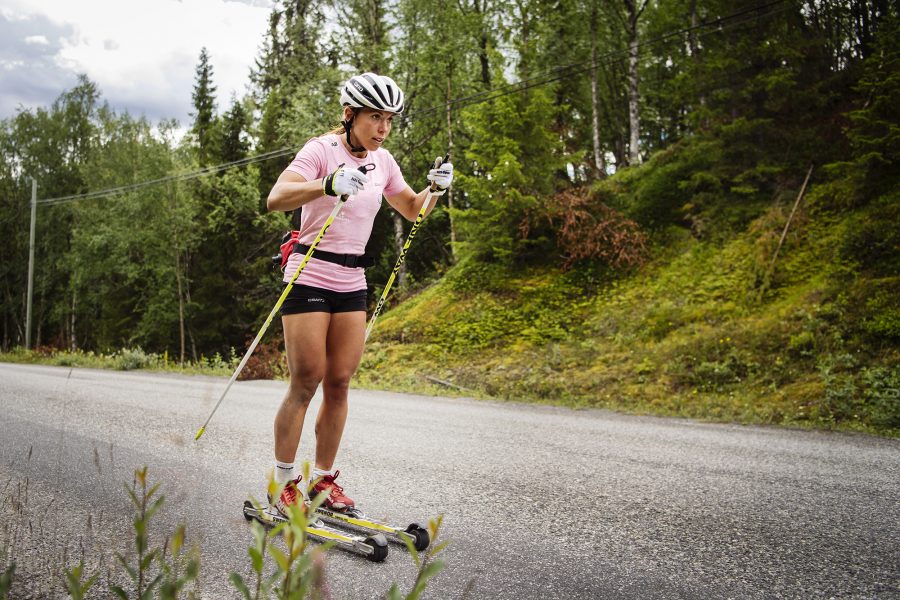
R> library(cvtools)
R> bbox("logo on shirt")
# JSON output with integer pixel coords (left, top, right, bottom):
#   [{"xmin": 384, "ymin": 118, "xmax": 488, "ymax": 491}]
[{"xmin": 331, "ymin": 141, "xmax": 338, "ymax": 147}]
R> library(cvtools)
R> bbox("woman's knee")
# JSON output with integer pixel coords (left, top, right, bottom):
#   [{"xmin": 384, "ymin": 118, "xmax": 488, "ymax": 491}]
[
  {"xmin": 322, "ymin": 374, "xmax": 351, "ymax": 398},
  {"xmin": 288, "ymin": 365, "xmax": 324, "ymax": 400}
]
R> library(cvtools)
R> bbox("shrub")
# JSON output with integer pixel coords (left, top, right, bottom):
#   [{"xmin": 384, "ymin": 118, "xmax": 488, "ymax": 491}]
[
  {"xmin": 238, "ymin": 339, "xmax": 287, "ymax": 381},
  {"xmin": 535, "ymin": 187, "xmax": 649, "ymax": 271},
  {"xmin": 837, "ymin": 193, "xmax": 900, "ymax": 277},
  {"xmin": 861, "ymin": 365, "xmax": 900, "ymax": 429},
  {"xmin": 114, "ymin": 348, "xmax": 157, "ymax": 371}
]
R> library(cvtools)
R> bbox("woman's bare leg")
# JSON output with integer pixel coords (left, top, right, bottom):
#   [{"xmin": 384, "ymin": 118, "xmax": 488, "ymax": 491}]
[
  {"xmin": 274, "ymin": 312, "xmax": 330, "ymax": 463},
  {"xmin": 315, "ymin": 311, "xmax": 366, "ymax": 471}
]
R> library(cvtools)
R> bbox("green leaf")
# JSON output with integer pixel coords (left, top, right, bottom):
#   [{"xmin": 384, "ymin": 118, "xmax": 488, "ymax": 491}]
[
  {"xmin": 171, "ymin": 524, "xmax": 185, "ymax": 556},
  {"xmin": 248, "ymin": 546, "xmax": 264, "ymax": 573},
  {"xmin": 141, "ymin": 574, "xmax": 161, "ymax": 599},
  {"xmin": 0, "ymin": 563, "xmax": 15, "ymax": 598},
  {"xmin": 184, "ymin": 557, "xmax": 200, "ymax": 580},
  {"xmin": 135, "ymin": 467, "xmax": 147, "ymax": 487},
  {"xmin": 146, "ymin": 496, "xmax": 164, "ymax": 521},
  {"xmin": 229, "ymin": 572, "xmax": 252, "ymax": 600},
  {"xmin": 429, "ymin": 540, "xmax": 450, "ymax": 557},
  {"xmin": 308, "ymin": 489, "xmax": 328, "ymax": 513},
  {"xmin": 419, "ymin": 559, "xmax": 445, "ymax": 582},
  {"xmin": 407, "ymin": 560, "xmax": 446, "ymax": 600},
  {"xmin": 147, "ymin": 482, "xmax": 161, "ymax": 500},
  {"xmin": 116, "ymin": 553, "xmax": 137, "ymax": 582},
  {"xmin": 124, "ymin": 483, "xmax": 140, "ymax": 508},
  {"xmin": 402, "ymin": 534, "xmax": 421, "ymax": 568},
  {"xmin": 268, "ymin": 545, "xmax": 290, "ymax": 573},
  {"xmin": 111, "ymin": 585, "xmax": 129, "ymax": 600}
]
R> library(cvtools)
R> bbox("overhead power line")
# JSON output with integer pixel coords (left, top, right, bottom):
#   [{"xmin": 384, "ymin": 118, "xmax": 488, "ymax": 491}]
[
  {"xmin": 39, "ymin": 147, "xmax": 297, "ymax": 206},
  {"xmin": 37, "ymin": 0, "xmax": 791, "ymax": 207}
]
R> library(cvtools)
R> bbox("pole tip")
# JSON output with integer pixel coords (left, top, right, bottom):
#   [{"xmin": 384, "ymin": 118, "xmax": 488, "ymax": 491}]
[{"xmin": 194, "ymin": 427, "xmax": 205, "ymax": 441}]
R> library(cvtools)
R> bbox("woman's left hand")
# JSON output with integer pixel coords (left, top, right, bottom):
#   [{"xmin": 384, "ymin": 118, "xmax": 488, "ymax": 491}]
[{"xmin": 427, "ymin": 161, "xmax": 454, "ymax": 190}]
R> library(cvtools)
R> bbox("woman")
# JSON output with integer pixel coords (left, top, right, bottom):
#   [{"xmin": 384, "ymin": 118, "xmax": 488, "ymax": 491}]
[{"xmin": 265, "ymin": 73, "xmax": 453, "ymax": 515}]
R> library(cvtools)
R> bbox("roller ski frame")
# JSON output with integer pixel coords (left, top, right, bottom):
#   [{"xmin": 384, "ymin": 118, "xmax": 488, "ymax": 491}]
[
  {"xmin": 313, "ymin": 505, "xmax": 431, "ymax": 552},
  {"xmin": 242, "ymin": 500, "xmax": 389, "ymax": 562}
]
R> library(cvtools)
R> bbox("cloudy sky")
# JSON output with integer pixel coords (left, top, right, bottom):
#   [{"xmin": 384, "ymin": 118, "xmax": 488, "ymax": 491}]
[{"xmin": 0, "ymin": 0, "xmax": 274, "ymax": 127}]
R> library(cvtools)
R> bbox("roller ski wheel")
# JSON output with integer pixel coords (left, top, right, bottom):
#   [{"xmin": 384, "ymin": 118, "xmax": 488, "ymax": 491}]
[
  {"xmin": 241, "ymin": 500, "xmax": 388, "ymax": 562},
  {"xmin": 365, "ymin": 535, "xmax": 389, "ymax": 562},
  {"xmin": 405, "ymin": 523, "xmax": 430, "ymax": 552},
  {"xmin": 314, "ymin": 506, "xmax": 432, "ymax": 552}
]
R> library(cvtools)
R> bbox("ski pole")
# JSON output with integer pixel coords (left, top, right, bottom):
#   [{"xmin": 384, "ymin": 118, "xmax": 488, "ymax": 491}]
[
  {"xmin": 365, "ymin": 154, "xmax": 449, "ymax": 342},
  {"xmin": 195, "ymin": 163, "xmax": 375, "ymax": 441}
]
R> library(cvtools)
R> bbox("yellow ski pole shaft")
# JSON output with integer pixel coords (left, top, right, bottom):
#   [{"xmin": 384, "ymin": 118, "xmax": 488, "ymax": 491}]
[
  {"xmin": 195, "ymin": 187, "xmax": 355, "ymax": 441},
  {"xmin": 365, "ymin": 154, "xmax": 449, "ymax": 343}
]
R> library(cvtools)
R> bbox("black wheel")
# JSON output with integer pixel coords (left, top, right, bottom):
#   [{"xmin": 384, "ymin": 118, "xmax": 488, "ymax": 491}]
[
  {"xmin": 365, "ymin": 535, "xmax": 389, "ymax": 562},
  {"xmin": 242, "ymin": 500, "xmax": 254, "ymax": 521},
  {"xmin": 405, "ymin": 524, "xmax": 430, "ymax": 551}
]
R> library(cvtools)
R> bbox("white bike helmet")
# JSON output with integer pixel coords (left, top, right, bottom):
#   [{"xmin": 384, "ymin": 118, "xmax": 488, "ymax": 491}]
[{"xmin": 341, "ymin": 73, "xmax": 405, "ymax": 114}]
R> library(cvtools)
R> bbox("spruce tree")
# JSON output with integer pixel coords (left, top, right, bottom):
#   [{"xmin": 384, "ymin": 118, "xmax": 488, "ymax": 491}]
[
  {"xmin": 191, "ymin": 47, "xmax": 218, "ymax": 167},
  {"xmin": 220, "ymin": 95, "xmax": 250, "ymax": 164}
]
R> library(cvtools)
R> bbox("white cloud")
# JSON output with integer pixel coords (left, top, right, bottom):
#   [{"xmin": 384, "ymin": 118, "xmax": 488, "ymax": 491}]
[
  {"xmin": 24, "ymin": 34, "xmax": 48, "ymax": 45},
  {"xmin": 1, "ymin": 0, "xmax": 274, "ymax": 124}
]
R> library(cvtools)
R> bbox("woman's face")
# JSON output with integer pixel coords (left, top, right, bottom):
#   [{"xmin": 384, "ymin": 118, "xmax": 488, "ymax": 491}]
[{"xmin": 345, "ymin": 106, "xmax": 395, "ymax": 151}]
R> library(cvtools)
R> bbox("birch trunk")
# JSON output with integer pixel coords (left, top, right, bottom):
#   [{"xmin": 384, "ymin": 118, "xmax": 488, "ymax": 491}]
[
  {"xmin": 590, "ymin": 5, "xmax": 605, "ymax": 175},
  {"xmin": 624, "ymin": 0, "xmax": 647, "ymax": 166},
  {"xmin": 446, "ymin": 74, "xmax": 458, "ymax": 260},
  {"xmin": 627, "ymin": 31, "xmax": 641, "ymax": 165}
]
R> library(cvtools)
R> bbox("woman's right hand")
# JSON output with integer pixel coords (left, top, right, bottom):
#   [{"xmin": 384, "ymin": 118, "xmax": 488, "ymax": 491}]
[{"xmin": 323, "ymin": 164, "xmax": 369, "ymax": 197}]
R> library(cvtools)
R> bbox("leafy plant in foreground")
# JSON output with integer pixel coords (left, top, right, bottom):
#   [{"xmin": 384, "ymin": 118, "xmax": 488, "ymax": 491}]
[
  {"xmin": 0, "ymin": 563, "xmax": 14, "ymax": 600},
  {"xmin": 63, "ymin": 562, "xmax": 98, "ymax": 600},
  {"xmin": 231, "ymin": 473, "xmax": 331, "ymax": 600},
  {"xmin": 112, "ymin": 467, "xmax": 200, "ymax": 599},
  {"xmin": 387, "ymin": 515, "xmax": 448, "ymax": 600},
  {"xmin": 231, "ymin": 466, "xmax": 450, "ymax": 600}
]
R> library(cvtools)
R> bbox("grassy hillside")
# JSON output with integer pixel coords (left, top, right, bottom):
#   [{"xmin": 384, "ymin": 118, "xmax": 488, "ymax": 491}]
[{"xmin": 356, "ymin": 183, "xmax": 900, "ymax": 437}]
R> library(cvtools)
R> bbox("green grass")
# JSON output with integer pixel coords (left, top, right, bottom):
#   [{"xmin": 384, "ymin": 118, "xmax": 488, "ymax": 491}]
[
  {"xmin": 4, "ymin": 201, "xmax": 896, "ymax": 437},
  {"xmin": 0, "ymin": 346, "xmax": 237, "ymax": 377},
  {"xmin": 357, "ymin": 205, "xmax": 899, "ymax": 437}
]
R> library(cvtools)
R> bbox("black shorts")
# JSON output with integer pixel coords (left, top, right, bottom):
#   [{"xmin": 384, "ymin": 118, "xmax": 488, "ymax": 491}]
[{"xmin": 280, "ymin": 284, "xmax": 367, "ymax": 315}]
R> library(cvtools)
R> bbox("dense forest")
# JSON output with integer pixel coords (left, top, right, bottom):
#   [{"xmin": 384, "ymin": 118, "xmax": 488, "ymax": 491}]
[{"xmin": 1, "ymin": 1, "xmax": 897, "ymax": 431}]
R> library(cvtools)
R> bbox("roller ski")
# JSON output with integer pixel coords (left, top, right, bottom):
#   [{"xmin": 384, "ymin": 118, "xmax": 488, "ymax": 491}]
[
  {"xmin": 308, "ymin": 470, "xmax": 431, "ymax": 552},
  {"xmin": 241, "ymin": 477, "xmax": 389, "ymax": 562}
]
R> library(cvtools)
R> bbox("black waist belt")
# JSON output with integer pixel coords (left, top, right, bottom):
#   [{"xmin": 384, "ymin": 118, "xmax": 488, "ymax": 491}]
[{"xmin": 293, "ymin": 243, "xmax": 375, "ymax": 268}]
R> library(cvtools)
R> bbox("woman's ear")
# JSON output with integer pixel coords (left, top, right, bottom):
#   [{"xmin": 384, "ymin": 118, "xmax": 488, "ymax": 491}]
[{"xmin": 342, "ymin": 106, "xmax": 355, "ymax": 122}]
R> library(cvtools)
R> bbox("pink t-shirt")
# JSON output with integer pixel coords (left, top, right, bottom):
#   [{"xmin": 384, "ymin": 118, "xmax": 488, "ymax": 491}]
[{"xmin": 282, "ymin": 134, "xmax": 408, "ymax": 292}]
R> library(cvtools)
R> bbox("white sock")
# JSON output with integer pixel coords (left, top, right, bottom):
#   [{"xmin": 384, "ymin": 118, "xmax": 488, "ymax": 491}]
[
  {"xmin": 274, "ymin": 460, "xmax": 296, "ymax": 484},
  {"xmin": 311, "ymin": 467, "xmax": 334, "ymax": 482}
]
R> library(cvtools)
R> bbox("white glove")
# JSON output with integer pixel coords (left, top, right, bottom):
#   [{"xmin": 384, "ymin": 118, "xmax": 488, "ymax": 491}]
[
  {"xmin": 323, "ymin": 164, "xmax": 369, "ymax": 197},
  {"xmin": 427, "ymin": 160, "xmax": 454, "ymax": 190}
]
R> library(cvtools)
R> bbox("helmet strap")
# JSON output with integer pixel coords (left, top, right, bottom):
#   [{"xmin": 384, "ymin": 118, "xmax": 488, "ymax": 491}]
[{"xmin": 342, "ymin": 112, "xmax": 366, "ymax": 154}]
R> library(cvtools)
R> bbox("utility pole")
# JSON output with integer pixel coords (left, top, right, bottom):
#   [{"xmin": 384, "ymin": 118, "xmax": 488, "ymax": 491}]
[{"xmin": 25, "ymin": 178, "xmax": 36, "ymax": 349}]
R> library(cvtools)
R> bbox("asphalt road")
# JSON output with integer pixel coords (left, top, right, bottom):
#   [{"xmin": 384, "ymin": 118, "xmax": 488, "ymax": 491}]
[{"xmin": 1, "ymin": 363, "xmax": 898, "ymax": 599}]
